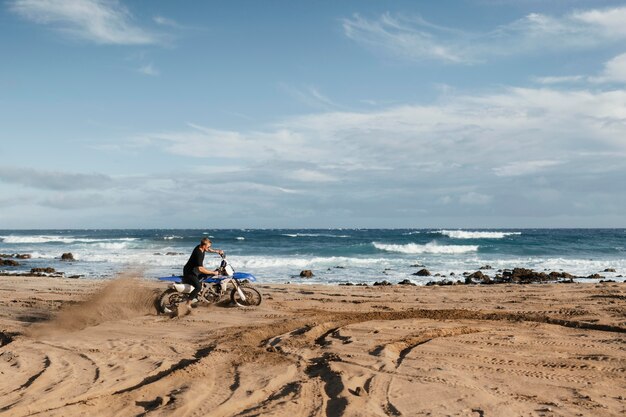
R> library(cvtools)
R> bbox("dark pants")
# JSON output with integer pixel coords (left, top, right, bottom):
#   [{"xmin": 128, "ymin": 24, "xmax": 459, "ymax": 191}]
[{"xmin": 182, "ymin": 274, "xmax": 201, "ymax": 300}]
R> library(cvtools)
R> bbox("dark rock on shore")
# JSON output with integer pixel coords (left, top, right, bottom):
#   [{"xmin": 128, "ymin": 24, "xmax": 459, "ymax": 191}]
[
  {"xmin": 398, "ymin": 279, "xmax": 416, "ymax": 286},
  {"xmin": 373, "ymin": 280, "xmax": 392, "ymax": 286},
  {"xmin": 0, "ymin": 253, "xmax": 31, "ymax": 259},
  {"xmin": 587, "ymin": 273, "xmax": 605, "ymax": 279},
  {"xmin": 410, "ymin": 263, "xmax": 425, "ymax": 268},
  {"xmin": 436, "ymin": 268, "xmax": 583, "ymax": 286},
  {"xmin": 0, "ymin": 259, "xmax": 20, "ymax": 267},
  {"xmin": 501, "ymin": 268, "xmax": 554, "ymax": 284},
  {"xmin": 426, "ymin": 279, "xmax": 461, "ymax": 286},
  {"xmin": 465, "ymin": 271, "xmax": 492, "ymax": 284},
  {"xmin": 61, "ymin": 253, "xmax": 75, "ymax": 261},
  {"xmin": 340, "ymin": 282, "xmax": 354, "ymax": 286},
  {"xmin": 299, "ymin": 270, "xmax": 314, "ymax": 278},
  {"xmin": 479, "ymin": 265, "xmax": 493, "ymax": 270},
  {"xmin": 30, "ymin": 267, "xmax": 56, "ymax": 274},
  {"xmin": 413, "ymin": 268, "xmax": 431, "ymax": 276},
  {"xmin": 603, "ymin": 268, "xmax": 616, "ymax": 273},
  {"xmin": 549, "ymin": 271, "xmax": 575, "ymax": 279}
]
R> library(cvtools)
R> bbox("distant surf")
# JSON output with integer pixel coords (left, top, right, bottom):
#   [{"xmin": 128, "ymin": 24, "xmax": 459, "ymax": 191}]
[
  {"xmin": 372, "ymin": 241, "xmax": 479, "ymax": 254},
  {"xmin": 434, "ymin": 230, "xmax": 522, "ymax": 239}
]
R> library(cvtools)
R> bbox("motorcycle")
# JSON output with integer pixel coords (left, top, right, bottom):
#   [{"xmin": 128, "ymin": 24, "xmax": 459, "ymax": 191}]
[{"xmin": 156, "ymin": 254, "xmax": 262, "ymax": 314}]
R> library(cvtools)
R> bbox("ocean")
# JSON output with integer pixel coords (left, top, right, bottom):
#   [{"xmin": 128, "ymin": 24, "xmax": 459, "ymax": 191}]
[{"xmin": 1, "ymin": 229, "xmax": 625, "ymax": 284}]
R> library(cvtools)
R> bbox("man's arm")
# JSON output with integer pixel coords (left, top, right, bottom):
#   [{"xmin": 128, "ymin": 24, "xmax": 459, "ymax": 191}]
[
  {"xmin": 206, "ymin": 248, "xmax": 224, "ymax": 256},
  {"xmin": 197, "ymin": 266, "xmax": 217, "ymax": 275}
]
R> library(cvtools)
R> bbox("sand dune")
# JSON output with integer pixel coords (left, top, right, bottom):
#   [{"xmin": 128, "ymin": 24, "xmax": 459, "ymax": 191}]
[{"xmin": 0, "ymin": 275, "xmax": 624, "ymax": 416}]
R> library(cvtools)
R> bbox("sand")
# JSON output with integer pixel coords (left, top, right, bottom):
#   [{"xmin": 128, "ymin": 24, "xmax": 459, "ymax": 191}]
[{"xmin": 0, "ymin": 275, "xmax": 624, "ymax": 417}]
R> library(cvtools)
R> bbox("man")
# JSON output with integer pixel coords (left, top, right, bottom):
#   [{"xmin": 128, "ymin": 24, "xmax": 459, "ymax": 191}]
[{"xmin": 182, "ymin": 237, "xmax": 224, "ymax": 312}]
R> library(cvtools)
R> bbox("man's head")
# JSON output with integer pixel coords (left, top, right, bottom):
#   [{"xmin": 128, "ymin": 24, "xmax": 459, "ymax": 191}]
[{"xmin": 200, "ymin": 237, "xmax": 212, "ymax": 250}]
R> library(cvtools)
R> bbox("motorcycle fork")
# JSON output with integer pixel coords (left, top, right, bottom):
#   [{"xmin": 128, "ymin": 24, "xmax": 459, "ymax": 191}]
[{"xmin": 232, "ymin": 280, "xmax": 247, "ymax": 301}]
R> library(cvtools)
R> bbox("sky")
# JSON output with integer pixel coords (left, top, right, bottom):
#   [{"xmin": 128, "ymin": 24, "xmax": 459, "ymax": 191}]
[{"xmin": 1, "ymin": 0, "xmax": 626, "ymax": 229}]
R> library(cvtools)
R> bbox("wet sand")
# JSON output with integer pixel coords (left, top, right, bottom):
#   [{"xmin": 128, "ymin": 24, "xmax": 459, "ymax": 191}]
[{"xmin": 0, "ymin": 275, "xmax": 625, "ymax": 416}]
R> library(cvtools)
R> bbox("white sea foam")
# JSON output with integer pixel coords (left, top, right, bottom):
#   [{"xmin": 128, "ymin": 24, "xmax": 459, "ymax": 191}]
[
  {"xmin": 435, "ymin": 230, "xmax": 521, "ymax": 239},
  {"xmin": 282, "ymin": 233, "xmax": 350, "ymax": 238},
  {"xmin": 236, "ymin": 237, "xmax": 245, "ymax": 240},
  {"xmin": 163, "ymin": 235, "xmax": 183, "ymax": 240},
  {"xmin": 372, "ymin": 241, "xmax": 479, "ymax": 254},
  {"xmin": 0, "ymin": 235, "xmax": 138, "ymax": 244}
]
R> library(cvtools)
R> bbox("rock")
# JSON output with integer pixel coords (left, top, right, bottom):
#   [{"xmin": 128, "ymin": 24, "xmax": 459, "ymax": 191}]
[
  {"xmin": 410, "ymin": 264, "xmax": 425, "ymax": 268},
  {"xmin": 299, "ymin": 270, "xmax": 314, "ymax": 278},
  {"xmin": 398, "ymin": 279, "xmax": 416, "ymax": 286},
  {"xmin": 479, "ymin": 265, "xmax": 493, "ymax": 270},
  {"xmin": 334, "ymin": 266, "xmax": 345, "ymax": 269},
  {"xmin": 413, "ymin": 268, "xmax": 431, "ymax": 276},
  {"xmin": 30, "ymin": 267, "xmax": 56, "ymax": 274},
  {"xmin": 587, "ymin": 273, "xmax": 604, "ymax": 279},
  {"xmin": 599, "ymin": 279, "xmax": 616, "ymax": 283},
  {"xmin": 425, "ymin": 279, "xmax": 455, "ymax": 286},
  {"xmin": 449, "ymin": 272, "xmax": 455, "ymax": 276},
  {"xmin": 61, "ymin": 253, "xmax": 75, "ymax": 261},
  {"xmin": 0, "ymin": 259, "xmax": 19, "ymax": 267},
  {"xmin": 502, "ymin": 268, "xmax": 551, "ymax": 284},
  {"xmin": 339, "ymin": 282, "xmax": 354, "ymax": 286},
  {"xmin": 15, "ymin": 254, "xmax": 31, "ymax": 259},
  {"xmin": 549, "ymin": 271, "xmax": 576, "ymax": 279},
  {"xmin": 603, "ymin": 268, "xmax": 616, "ymax": 273},
  {"xmin": 373, "ymin": 280, "xmax": 392, "ymax": 286},
  {"xmin": 465, "ymin": 271, "xmax": 490, "ymax": 284}
]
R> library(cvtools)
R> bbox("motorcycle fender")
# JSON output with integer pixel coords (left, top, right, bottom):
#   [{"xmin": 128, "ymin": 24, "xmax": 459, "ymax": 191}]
[{"xmin": 168, "ymin": 283, "xmax": 194, "ymax": 293}]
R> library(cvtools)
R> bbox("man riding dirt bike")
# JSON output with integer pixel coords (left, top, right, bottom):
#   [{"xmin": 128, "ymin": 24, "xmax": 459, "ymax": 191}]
[
  {"xmin": 156, "ymin": 239, "xmax": 262, "ymax": 315},
  {"xmin": 182, "ymin": 237, "xmax": 223, "ymax": 312}
]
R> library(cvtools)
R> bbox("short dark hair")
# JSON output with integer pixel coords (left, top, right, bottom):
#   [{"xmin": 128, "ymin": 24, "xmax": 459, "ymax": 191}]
[{"xmin": 201, "ymin": 237, "xmax": 211, "ymax": 245}]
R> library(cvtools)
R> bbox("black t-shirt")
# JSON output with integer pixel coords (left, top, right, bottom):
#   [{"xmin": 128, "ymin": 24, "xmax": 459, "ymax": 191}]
[{"xmin": 183, "ymin": 245, "xmax": 205, "ymax": 276}]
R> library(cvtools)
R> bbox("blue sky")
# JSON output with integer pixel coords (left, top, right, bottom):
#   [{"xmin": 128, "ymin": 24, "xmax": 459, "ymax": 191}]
[{"xmin": 1, "ymin": 0, "xmax": 626, "ymax": 228}]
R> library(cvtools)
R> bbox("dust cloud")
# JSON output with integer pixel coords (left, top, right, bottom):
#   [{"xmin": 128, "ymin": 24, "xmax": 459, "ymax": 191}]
[{"xmin": 29, "ymin": 273, "xmax": 158, "ymax": 337}]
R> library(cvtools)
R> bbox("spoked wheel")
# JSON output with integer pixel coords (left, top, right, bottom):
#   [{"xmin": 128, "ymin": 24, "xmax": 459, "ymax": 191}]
[
  {"xmin": 157, "ymin": 288, "xmax": 186, "ymax": 314},
  {"xmin": 230, "ymin": 286, "xmax": 262, "ymax": 307}
]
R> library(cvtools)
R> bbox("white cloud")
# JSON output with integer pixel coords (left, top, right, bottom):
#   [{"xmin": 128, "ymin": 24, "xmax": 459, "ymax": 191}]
[
  {"xmin": 493, "ymin": 160, "xmax": 563, "ymax": 177},
  {"xmin": 343, "ymin": 13, "xmax": 470, "ymax": 64},
  {"xmin": 590, "ymin": 53, "xmax": 626, "ymax": 83},
  {"xmin": 279, "ymin": 83, "xmax": 345, "ymax": 110},
  {"xmin": 570, "ymin": 7, "xmax": 626, "ymax": 38},
  {"xmin": 0, "ymin": 166, "xmax": 114, "ymax": 190},
  {"xmin": 137, "ymin": 86, "xmax": 626, "ymax": 171},
  {"xmin": 9, "ymin": 0, "xmax": 160, "ymax": 45},
  {"xmin": 137, "ymin": 63, "xmax": 159, "ymax": 76},
  {"xmin": 342, "ymin": 7, "xmax": 626, "ymax": 64},
  {"xmin": 290, "ymin": 169, "xmax": 338, "ymax": 183},
  {"xmin": 153, "ymin": 15, "xmax": 179, "ymax": 28},
  {"xmin": 533, "ymin": 75, "xmax": 585, "ymax": 84}
]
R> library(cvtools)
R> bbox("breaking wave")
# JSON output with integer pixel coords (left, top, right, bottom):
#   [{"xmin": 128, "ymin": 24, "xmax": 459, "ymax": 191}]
[
  {"xmin": 373, "ymin": 241, "xmax": 479, "ymax": 254},
  {"xmin": 435, "ymin": 230, "xmax": 521, "ymax": 239},
  {"xmin": 0, "ymin": 235, "xmax": 138, "ymax": 244}
]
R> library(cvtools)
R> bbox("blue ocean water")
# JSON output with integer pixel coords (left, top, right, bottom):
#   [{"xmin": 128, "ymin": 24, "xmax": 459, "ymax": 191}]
[{"xmin": 0, "ymin": 229, "xmax": 625, "ymax": 284}]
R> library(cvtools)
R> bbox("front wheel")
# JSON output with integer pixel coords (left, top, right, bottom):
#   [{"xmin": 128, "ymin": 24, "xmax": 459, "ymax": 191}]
[
  {"xmin": 230, "ymin": 286, "xmax": 262, "ymax": 307},
  {"xmin": 157, "ymin": 288, "xmax": 186, "ymax": 314}
]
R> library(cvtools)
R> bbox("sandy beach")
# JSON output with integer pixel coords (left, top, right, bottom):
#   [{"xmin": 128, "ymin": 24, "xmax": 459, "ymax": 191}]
[{"xmin": 0, "ymin": 275, "xmax": 624, "ymax": 417}]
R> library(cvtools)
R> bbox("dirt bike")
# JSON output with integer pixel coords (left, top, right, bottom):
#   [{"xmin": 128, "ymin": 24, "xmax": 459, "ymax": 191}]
[{"xmin": 156, "ymin": 254, "xmax": 262, "ymax": 314}]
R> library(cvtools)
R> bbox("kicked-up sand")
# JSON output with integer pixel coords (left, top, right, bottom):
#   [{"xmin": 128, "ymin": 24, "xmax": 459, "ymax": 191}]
[{"xmin": 0, "ymin": 274, "xmax": 624, "ymax": 416}]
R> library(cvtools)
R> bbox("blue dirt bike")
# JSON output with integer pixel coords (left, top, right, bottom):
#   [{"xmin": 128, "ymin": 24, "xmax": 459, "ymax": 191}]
[{"xmin": 156, "ymin": 254, "xmax": 262, "ymax": 314}]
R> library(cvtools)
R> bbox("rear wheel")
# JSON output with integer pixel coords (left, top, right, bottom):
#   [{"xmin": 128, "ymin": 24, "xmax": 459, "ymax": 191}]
[
  {"xmin": 157, "ymin": 288, "xmax": 186, "ymax": 314},
  {"xmin": 230, "ymin": 286, "xmax": 262, "ymax": 307}
]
